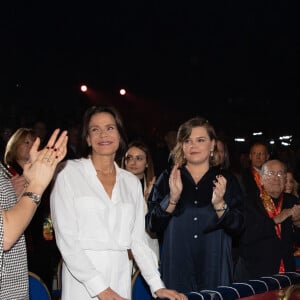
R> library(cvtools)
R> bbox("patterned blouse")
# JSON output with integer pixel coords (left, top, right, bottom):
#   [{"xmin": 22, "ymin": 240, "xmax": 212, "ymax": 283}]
[{"xmin": 0, "ymin": 162, "xmax": 29, "ymax": 300}]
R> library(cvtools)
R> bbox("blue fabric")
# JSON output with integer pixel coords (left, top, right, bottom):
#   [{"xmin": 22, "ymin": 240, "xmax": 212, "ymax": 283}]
[
  {"xmin": 246, "ymin": 279, "xmax": 269, "ymax": 294},
  {"xmin": 132, "ymin": 272, "xmax": 154, "ymax": 300},
  {"xmin": 185, "ymin": 272, "xmax": 300, "ymax": 300},
  {"xmin": 186, "ymin": 291, "xmax": 213, "ymax": 300},
  {"xmin": 29, "ymin": 273, "xmax": 51, "ymax": 300},
  {"xmin": 231, "ymin": 282, "xmax": 255, "ymax": 297},
  {"xmin": 277, "ymin": 272, "xmax": 300, "ymax": 285}
]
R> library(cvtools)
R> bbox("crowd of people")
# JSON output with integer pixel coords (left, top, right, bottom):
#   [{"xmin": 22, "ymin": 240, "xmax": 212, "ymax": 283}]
[{"xmin": 1, "ymin": 105, "xmax": 300, "ymax": 300}]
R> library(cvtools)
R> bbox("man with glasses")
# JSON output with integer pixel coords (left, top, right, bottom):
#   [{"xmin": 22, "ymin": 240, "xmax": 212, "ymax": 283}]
[{"xmin": 234, "ymin": 159, "xmax": 300, "ymax": 281}]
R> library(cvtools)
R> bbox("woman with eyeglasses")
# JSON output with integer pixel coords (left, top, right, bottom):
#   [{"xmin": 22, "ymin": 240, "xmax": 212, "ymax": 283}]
[
  {"xmin": 50, "ymin": 106, "xmax": 187, "ymax": 300},
  {"xmin": 234, "ymin": 159, "xmax": 300, "ymax": 281}
]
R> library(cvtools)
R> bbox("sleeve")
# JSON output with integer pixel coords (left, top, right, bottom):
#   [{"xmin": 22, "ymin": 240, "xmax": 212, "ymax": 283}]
[
  {"xmin": 50, "ymin": 170, "xmax": 107, "ymax": 298},
  {"xmin": 145, "ymin": 169, "xmax": 173, "ymax": 236},
  {"xmin": 0, "ymin": 208, "xmax": 3, "ymax": 269},
  {"xmin": 130, "ymin": 177, "xmax": 165, "ymax": 297}
]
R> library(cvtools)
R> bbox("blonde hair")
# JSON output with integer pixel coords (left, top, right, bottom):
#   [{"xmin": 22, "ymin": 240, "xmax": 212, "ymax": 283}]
[{"xmin": 4, "ymin": 128, "xmax": 36, "ymax": 167}]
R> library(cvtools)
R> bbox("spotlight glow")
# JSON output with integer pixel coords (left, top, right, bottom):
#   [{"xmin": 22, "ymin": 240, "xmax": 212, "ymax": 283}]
[
  {"xmin": 80, "ymin": 85, "xmax": 88, "ymax": 92},
  {"xmin": 120, "ymin": 89, "xmax": 126, "ymax": 95}
]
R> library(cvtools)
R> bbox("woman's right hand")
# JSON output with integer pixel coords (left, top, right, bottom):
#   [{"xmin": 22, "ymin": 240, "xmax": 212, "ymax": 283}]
[
  {"xmin": 168, "ymin": 163, "xmax": 182, "ymax": 204},
  {"xmin": 97, "ymin": 287, "xmax": 127, "ymax": 300}
]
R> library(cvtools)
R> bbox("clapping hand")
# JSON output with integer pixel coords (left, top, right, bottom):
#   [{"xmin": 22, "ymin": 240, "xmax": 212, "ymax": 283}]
[
  {"xmin": 23, "ymin": 129, "xmax": 68, "ymax": 193},
  {"xmin": 212, "ymin": 174, "xmax": 227, "ymax": 207},
  {"xmin": 168, "ymin": 163, "xmax": 182, "ymax": 204}
]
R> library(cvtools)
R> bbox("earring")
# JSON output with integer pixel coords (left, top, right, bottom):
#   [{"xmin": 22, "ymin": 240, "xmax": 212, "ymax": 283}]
[{"xmin": 210, "ymin": 150, "xmax": 214, "ymax": 157}]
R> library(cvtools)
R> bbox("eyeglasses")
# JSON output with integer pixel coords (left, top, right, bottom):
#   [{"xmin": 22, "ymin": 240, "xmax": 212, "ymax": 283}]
[
  {"xmin": 264, "ymin": 170, "xmax": 286, "ymax": 178},
  {"xmin": 125, "ymin": 155, "xmax": 146, "ymax": 162}
]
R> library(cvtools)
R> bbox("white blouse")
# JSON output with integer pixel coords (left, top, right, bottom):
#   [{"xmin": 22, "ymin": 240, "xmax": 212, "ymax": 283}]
[{"xmin": 50, "ymin": 158, "xmax": 164, "ymax": 299}]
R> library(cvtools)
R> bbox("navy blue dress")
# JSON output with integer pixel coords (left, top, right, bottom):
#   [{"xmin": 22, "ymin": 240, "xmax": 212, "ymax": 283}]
[{"xmin": 146, "ymin": 166, "xmax": 244, "ymax": 293}]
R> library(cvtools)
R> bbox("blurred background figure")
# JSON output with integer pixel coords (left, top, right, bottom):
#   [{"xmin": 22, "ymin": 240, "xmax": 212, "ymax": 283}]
[
  {"xmin": 285, "ymin": 170, "xmax": 299, "ymax": 198},
  {"xmin": 239, "ymin": 141, "xmax": 270, "ymax": 197},
  {"xmin": 152, "ymin": 129, "xmax": 177, "ymax": 177},
  {"xmin": 122, "ymin": 140, "xmax": 159, "ymax": 271},
  {"xmin": 32, "ymin": 120, "xmax": 48, "ymax": 149},
  {"xmin": 216, "ymin": 137, "xmax": 231, "ymax": 170},
  {"xmin": 65, "ymin": 122, "xmax": 81, "ymax": 159},
  {"xmin": 285, "ymin": 170, "xmax": 300, "ymax": 256},
  {"xmin": 4, "ymin": 127, "xmax": 36, "ymax": 177}
]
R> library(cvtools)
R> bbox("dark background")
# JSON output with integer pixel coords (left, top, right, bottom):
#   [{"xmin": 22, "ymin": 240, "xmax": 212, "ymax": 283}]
[{"xmin": 1, "ymin": 1, "xmax": 299, "ymax": 143}]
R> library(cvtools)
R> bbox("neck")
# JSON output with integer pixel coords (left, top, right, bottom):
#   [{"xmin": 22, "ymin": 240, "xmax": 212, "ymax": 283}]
[
  {"xmin": 186, "ymin": 163, "xmax": 209, "ymax": 174},
  {"xmin": 268, "ymin": 192, "xmax": 282, "ymax": 199},
  {"xmin": 91, "ymin": 156, "xmax": 115, "ymax": 175}
]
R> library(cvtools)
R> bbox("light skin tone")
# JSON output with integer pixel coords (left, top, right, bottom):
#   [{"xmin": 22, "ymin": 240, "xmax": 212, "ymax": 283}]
[
  {"xmin": 249, "ymin": 144, "xmax": 270, "ymax": 170},
  {"xmin": 2, "ymin": 128, "xmax": 68, "ymax": 250},
  {"xmin": 87, "ymin": 112, "xmax": 187, "ymax": 300},
  {"xmin": 125, "ymin": 146, "xmax": 147, "ymax": 180},
  {"xmin": 10, "ymin": 134, "xmax": 35, "ymax": 196},
  {"xmin": 261, "ymin": 160, "xmax": 300, "ymax": 226},
  {"xmin": 166, "ymin": 126, "xmax": 226, "ymax": 217},
  {"xmin": 284, "ymin": 171, "xmax": 298, "ymax": 196},
  {"xmin": 124, "ymin": 146, "xmax": 156, "ymax": 200},
  {"xmin": 16, "ymin": 134, "xmax": 35, "ymax": 168}
]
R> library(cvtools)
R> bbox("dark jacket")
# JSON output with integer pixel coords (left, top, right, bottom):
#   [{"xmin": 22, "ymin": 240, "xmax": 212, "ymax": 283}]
[{"xmin": 234, "ymin": 191, "xmax": 300, "ymax": 281}]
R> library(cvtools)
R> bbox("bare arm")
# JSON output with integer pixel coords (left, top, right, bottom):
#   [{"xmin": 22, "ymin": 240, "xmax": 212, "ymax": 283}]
[{"xmin": 2, "ymin": 128, "xmax": 68, "ymax": 250}]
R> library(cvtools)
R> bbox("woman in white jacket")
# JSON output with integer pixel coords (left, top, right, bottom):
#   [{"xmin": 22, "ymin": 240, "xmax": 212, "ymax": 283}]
[{"xmin": 50, "ymin": 105, "xmax": 186, "ymax": 300}]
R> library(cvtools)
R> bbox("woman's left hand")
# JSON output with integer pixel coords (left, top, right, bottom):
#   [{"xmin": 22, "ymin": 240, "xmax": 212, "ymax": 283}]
[
  {"xmin": 212, "ymin": 174, "xmax": 227, "ymax": 207},
  {"xmin": 155, "ymin": 288, "xmax": 188, "ymax": 300},
  {"xmin": 23, "ymin": 129, "xmax": 68, "ymax": 192}
]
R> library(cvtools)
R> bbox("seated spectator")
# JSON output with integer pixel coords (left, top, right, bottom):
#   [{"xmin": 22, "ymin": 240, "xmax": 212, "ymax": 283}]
[{"xmin": 234, "ymin": 159, "xmax": 300, "ymax": 281}]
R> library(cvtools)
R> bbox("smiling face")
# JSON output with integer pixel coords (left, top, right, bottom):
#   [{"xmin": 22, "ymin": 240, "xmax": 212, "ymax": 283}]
[
  {"xmin": 261, "ymin": 160, "xmax": 287, "ymax": 198},
  {"xmin": 182, "ymin": 126, "xmax": 215, "ymax": 166},
  {"xmin": 124, "ymin": 146, "xmax": 148, "ymax": 179},
  {"xmin": 86, "ymin": 112, "xmax": 120, "ymax": 157}
]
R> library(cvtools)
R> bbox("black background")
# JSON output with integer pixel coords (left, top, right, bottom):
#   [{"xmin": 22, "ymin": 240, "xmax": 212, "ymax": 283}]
[{"xmin": 1, "ymin": 1, "xmax": 299, "ymax": 141}]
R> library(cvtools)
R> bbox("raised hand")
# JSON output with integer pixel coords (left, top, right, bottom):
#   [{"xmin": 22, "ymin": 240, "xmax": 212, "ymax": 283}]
[
  {"xmin": 168, "ymin": 163, "xmax": 182, "ymax": 205},
  {"xmin": 212, "ymin": 174, "xmax": 227, "ymax": 207},
  {"xmin": 23, "ymin": 129, "xmax": 68, "ymax": 192}
]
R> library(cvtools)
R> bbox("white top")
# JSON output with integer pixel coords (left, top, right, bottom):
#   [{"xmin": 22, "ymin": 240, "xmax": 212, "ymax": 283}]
[{"xmin": 50, "ymin": 158, "xmax": 164, "ymax": 299}]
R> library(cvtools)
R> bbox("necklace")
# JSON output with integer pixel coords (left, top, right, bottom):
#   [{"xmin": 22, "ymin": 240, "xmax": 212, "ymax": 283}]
[{"xmin": 95, "ymin": 167, "xmax": 115, "ymax": 175}]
